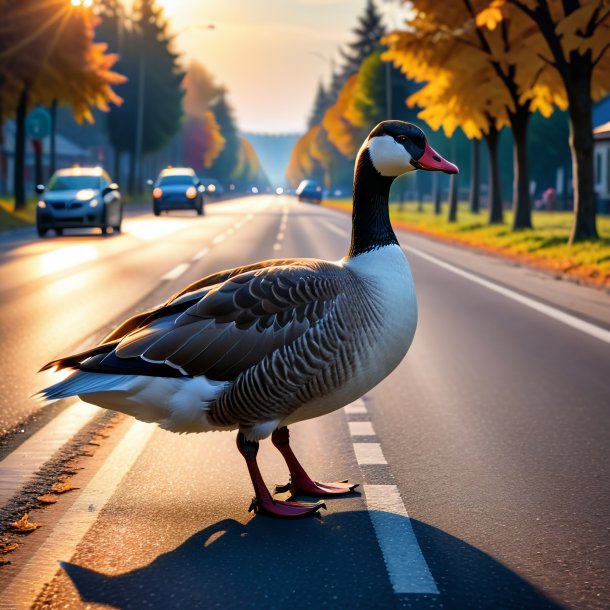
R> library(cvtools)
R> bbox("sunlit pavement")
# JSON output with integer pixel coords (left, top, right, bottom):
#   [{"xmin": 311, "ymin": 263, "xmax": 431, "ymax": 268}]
[{"xmin": 0, "ymin": 196, "xmax": 609, "ymax": 609}]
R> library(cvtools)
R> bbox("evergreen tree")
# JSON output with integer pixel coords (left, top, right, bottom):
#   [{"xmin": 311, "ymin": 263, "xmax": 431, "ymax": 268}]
[
  {"xmin": 105, "ymin": 0, "xmax": 184, "ymax": 192},
  {"xmin": 209, "ymin": 92, "xmax": 240, "ymax": 185},
  {"xmin": 337, "ymin": 0, "xmax": 385, "ymax": 83},
  {"xmin": 307, "ymin": 81, "xmax": 331, "ymax": 129}
]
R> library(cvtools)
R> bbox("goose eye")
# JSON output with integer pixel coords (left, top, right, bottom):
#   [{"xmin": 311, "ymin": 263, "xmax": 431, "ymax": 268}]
[{"xmin": 396, "ymin": 135, "xmax": 408, "ymax": 143}]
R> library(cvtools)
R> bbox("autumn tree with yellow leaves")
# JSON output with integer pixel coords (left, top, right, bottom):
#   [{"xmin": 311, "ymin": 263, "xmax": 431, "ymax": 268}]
[
  {"xmin": 0, "ymin": 0, "xmax": 125, "ymax": 208},
  {"xmin": 181, "ymin": 61, "xmax": 225, "ymax": 173},
  {"xmin": 385, "ymin": 0, "xmax": 564, "ymax": 229},
  {"xmin": 476, "ymin": 0, "xmax": 610, "ymax": 242}
]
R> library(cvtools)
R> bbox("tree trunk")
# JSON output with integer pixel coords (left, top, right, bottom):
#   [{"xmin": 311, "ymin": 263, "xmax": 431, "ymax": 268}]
[
  {"xmin": 0, "ymin": 91, "xmax": 6, "ymax": 194},
  {"xmin": 113, "ymin": 147, "xmax": 121, "ymax": 185},
  {"xmin": 50, "ymin": 99, "xmax": 57, "ymax": 175},
  {"xmin": 433, "ymin": 173, "xmax": 442, "ymax": 215},
  {"xmin": 509, "ymin": 107, "xmax": 532, "ymax": 230},
  {"xmin": 14, "ymin": 87, "xmax": 28, "ymax": 210},
  {"xmin": 128, "ymin": 150, "xmax": 136, "ymax": 195},
  {"xmin": 448, "ymin": 173, "xmax": 459, "ymax": 222},
  {"xmin": 485, "ymin": 125, "xmax": 503, "ymax": 224},
  {"xmin": 32, "ymin": 139, "xmax": 43, "ymax": 187},
  {"xmin": 567, "ymin": 63, "xmax": 597, "ymax": 243},
  {"xmin": 469, "ymin": 138, "xmax": 480, "ymax": 213}
]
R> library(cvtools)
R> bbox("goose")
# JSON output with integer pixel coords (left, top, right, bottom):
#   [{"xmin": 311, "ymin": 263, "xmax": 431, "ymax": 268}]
[{"xmin": 39, "ymin": 121, "xmax": 458, "ymax": 518}]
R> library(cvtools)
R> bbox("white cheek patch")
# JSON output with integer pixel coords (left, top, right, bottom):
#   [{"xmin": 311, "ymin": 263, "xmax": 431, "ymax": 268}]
[{"xmin": 366, "ymin": 135, "xmax": 415, "ymax": 177}]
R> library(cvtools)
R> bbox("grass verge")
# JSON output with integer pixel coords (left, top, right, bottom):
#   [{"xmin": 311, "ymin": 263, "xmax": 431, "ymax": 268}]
[
  {"xmin": 0, "ymin": 197, "xmax": 38, "ymax": 232},
  {"xmin": 324, "ymin": 199, "xmax": 610, "ymax": 289}
]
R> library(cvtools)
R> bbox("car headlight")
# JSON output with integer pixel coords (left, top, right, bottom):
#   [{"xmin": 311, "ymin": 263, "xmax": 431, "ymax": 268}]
[
  {"xmin": 37, "ymin": 200, "xmax": 46, "ymax": 208},
  {"xmin": 186, "ymin": 186, "xmax": 197, "ymax": 199},
  {"xmin": 153, "ymin": 187, "xmax": 162, "ymax": 199},
  {"xmin": 89, "ymin": 198, "xmax": 99, "ymax": 207}
]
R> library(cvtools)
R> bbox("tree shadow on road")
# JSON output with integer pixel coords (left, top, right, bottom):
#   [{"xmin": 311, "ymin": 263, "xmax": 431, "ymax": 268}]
[{"xmin": 60, "ymin": 511, "xmax": 566, "ymax": 609}]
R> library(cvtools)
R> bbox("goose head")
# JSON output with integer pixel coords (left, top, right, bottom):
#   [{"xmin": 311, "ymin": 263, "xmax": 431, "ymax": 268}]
[{"xmin": 358, "ymin": 121, "xmax": 459, "ymax": 178}]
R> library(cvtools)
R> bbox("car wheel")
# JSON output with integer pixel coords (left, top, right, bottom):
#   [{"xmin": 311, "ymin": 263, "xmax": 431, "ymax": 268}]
[
  {"xmin": 113, "ymin": 212, "xmax": 123, "ymax": 233},
  {"xmin": 196, "ymin": 203, "xmax": 204, "ymax": 216},
  {"xmin": 37, "ymin": 225, "xmax": 48, "ymax": 237},
  {"xmin": 153, "ymin": 205, "xmax": 161, "ymax": 217},
  {"xmin": 55, "ymin": 228, "xmax": 63, "ymax": 236}
]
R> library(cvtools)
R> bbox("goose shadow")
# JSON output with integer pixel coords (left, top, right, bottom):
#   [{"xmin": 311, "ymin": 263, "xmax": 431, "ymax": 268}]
[{"xmin": 61, "ymin": 511, "xmax": 565, "ymax": 610}]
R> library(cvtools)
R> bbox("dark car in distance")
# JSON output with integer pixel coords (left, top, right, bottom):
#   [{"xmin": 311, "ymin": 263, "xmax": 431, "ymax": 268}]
[
  {"xmin": 296, "ymin": 179, "xmax": 322, "ymax": 203},
  {"xmin": 36, "ymin": 167, "xmax": 122, "ymax": 237},
  {"xmin": 151, "ymin": 167, "xmax": 205, "ymax": 216}
]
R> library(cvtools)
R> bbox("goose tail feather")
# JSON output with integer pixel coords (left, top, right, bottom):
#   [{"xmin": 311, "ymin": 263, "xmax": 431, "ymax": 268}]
[{"xmin": 35, "ymin": 371, "xmax": 133, "ymax": 402}]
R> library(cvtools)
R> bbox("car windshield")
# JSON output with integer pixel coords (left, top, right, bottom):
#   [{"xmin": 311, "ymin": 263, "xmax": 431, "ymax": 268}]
[
  {"xmin": 47, "ymin": 175, "xmax": 101, "ymax": 191},
  {"xmin": 159, "ymin": 175, "xmax": 195, "ymax": 186}
]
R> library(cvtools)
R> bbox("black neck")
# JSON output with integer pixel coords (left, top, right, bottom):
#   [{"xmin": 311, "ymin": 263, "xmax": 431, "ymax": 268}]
[{"xmin": 346, "ymin": 148, "xmax": 398, "ymax": 258}]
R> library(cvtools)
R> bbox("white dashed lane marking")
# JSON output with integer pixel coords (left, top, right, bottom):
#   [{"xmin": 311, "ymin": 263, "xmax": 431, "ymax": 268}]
[
  {"xmin": 272, "ymin": 204, "xmax": 290, "ymax": 253},
  {"xmin": 348, "ymin": 421, "xmax": 376, "ymax": 436},
  {"xmin": 344, "ymin": 398, "xmax": 438, "ymax": 596},
  {"xmin": 353, "ymin": 442, "xmax": 387, "ymax": 465},
  {"xmin": 161, "ymin": 262, "xmax": 190, "ymax": 281},
  {"xmin": 192, "ymin": 247, "xmax": 209, "ymax": 262}
]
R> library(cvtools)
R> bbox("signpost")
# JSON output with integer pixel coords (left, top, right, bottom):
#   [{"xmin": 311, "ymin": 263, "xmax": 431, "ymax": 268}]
[{"xmin": 26, "ymin": 107, "xmax": 51, "ymax": 187}]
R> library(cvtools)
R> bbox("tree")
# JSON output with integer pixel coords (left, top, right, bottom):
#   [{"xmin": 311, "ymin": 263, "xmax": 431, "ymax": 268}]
[
  {"xmin": 182, "ymin": 112, "xmax": 225, "ymax": 172},
  {"xmin": 339, "ymin": 0, "xmax": 386, "ymax": 79},
  {"xmin": 384, "ymin": 0, "xmax": 561, "ymax": 229},
  {"xmin": 308, "ymin": 81, "xmax": 332, "ymax": 129},
  {"xmin": 323, "ymin": 75, "xmax": 365, "ymax": 158},
  {"xmin": 105, "ymin": 0, "xmax": 183, "ymax": 193},
  {"xmin": 232, "ymin": 137, "xmax": 269, "ymax": 191},
  {"xmin": 347, "ymin": 52, "xmax": 420, "ymax": 127},
  {"xmin": 183, "ymin": 60, "xmax": 223, "ymax": 116},
  {"xmin": 477, "ymin": 0, "xmax": 610, "ymax": 242},
  {"xmin": 0, "ymin": 0, "xmax": 125, "ymax": 208},
  {"xmin": 209, "ymin": 92, "xmax": 240, "ymax": 184}
]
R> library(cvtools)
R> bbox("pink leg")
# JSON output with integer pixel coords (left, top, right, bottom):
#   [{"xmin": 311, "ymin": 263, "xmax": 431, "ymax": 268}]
[
  {"xmin": 271, "ymin": 427, "xmax": 359, "ymax": 497},
  {"xmin": 236, "ymin": 432, "xmax": 325, "ymax": 518}
]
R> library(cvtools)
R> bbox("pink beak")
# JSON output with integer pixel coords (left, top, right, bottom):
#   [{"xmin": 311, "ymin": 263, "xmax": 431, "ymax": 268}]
[{"xmin": 414, "ymin": 143, "xmax": 459, "ymax": 174}]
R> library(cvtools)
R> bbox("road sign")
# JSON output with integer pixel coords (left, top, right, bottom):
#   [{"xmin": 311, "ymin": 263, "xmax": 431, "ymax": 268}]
[{"xmin": 26, "ymin": 107, "xmax": 51, "ymax": 140}]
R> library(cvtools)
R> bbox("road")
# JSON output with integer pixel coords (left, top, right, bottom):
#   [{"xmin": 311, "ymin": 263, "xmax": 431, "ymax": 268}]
[{"xmin": 0, "ymin": 196, "xmax": 608, "ymax": 610}]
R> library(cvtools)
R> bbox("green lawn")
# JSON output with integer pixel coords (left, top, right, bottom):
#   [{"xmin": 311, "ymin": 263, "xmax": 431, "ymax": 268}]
[
  {"xmin": 0, "ymin": 197, "xmax": 38, "ymax": 231},
  {"xmin": 325, "ymin": 200, "xmax": 610, "ymax": 288}
]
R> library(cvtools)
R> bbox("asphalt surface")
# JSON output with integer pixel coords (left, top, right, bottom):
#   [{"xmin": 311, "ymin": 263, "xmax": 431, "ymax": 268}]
[{"xmin": 0, "ymin": 196, "xmax": 608, "ymax": 609}]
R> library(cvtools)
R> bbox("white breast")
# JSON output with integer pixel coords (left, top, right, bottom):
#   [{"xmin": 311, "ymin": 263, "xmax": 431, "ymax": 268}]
[
  {"xmin": 282, "ymin": 245, "xmax": 417, "ymax": 426},
  {"xmin": 344, "ymin": 244, "xmax": 418, "ymax": 374}
]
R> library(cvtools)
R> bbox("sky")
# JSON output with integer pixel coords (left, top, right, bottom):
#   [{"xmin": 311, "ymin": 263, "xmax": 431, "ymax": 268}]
[{"xmin": 154, "ymin": 0, "xmax": 406, "ymax": 134}]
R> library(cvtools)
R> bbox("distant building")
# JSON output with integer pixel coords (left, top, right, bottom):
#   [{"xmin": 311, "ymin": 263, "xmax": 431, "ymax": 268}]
[
  {"xmin": 0, "ymin": 121, "xmax": 94, "ymax": 195},
  {"xmin": 593, "ymin": 121, "xmax": 610, "ymax": 214}
]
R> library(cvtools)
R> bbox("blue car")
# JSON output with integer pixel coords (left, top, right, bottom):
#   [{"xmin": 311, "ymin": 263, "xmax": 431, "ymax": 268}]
[
  {"xmin": 296, "ymin": 179, "xmax": 322, "ymax": 204},
  {"xmin": 152, "ymin": 167, "xmax": 205, "ymax": 216},
  {"xmin": 36, "ymin": 167, "xmax": 122, "ymax": 237}
]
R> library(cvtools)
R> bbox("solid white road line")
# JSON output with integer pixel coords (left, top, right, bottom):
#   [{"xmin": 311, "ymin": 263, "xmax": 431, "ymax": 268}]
[
  {"xmin": 405, "ymin": 246, "xmax": 610, "ymax": 344},
  {"xmin": 320, "ymin": 219, "xmax": 352, "ymax": 239},
  {"xmin": 0, "ymin": 402, "xmax": 101, "ymax": 508},
  {"xmin": 212, "ymin": 234, "xmax": 226, "ymax": 244},
  {"xmin": 0, "ymin": 420, "xmax": 156, "ymax": 610},
  {"xmin": 161, "ymin": 262, "xmax": 190, "ymax": 281},
  {"xmin": 364, "ymin": 484, "xmax": 439, "ymax": 595},
  {"xmin": 348, "ymin": 421, "xmax": 376, "ymax": 437},
  {"xmin": 353, "ymin": 442, "xmax": 387, "ymax": 465},
  {"xmin": 318, "ymin": 216, "xmax": 610, "ymax": 344}
]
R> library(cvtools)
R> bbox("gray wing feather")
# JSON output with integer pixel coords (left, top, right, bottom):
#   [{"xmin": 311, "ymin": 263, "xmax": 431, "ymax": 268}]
[{"xmin": 112, "ymin": 261, "xmax": 347, "ymax": 381}]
